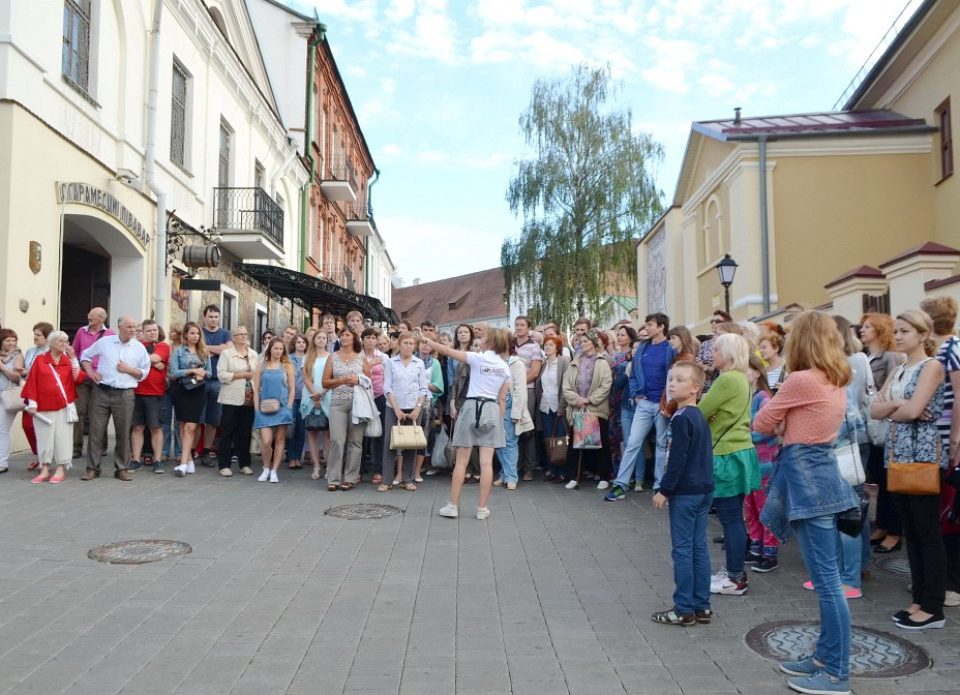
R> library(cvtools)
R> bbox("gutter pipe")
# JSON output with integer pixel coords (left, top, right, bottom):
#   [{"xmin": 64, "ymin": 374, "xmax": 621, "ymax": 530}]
[
  {"xmin": 145, "ymin": 0, "xmax": 166, "ymax": 323},
  {"xmin": 300, "ymin": 24, "xmax": 326, "ymax": 276},
  {"xmin": 365, "ymin": 167, "xmax": 380, "ymax": 296},
  {"xmin": 758, "ymin": 135, "xmax": 770, "ymax": 314}
]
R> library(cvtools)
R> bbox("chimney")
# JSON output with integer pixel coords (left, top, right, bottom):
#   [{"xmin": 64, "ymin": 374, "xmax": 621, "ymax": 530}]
[{"xmin": 733, "ymin": 107, "xmax": 742, "ymax": 125}]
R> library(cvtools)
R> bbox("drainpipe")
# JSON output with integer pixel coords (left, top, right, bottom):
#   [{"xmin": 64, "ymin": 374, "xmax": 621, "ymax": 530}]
[
  {"xmin": 365, "ymin": 168, "xmax": 380, "ymax": 296},
  {"xmin": 300, "ymin": 24, "xmax": 326, "ymax": 275},
  {"xmin": 145, "ymin": 0, "xmax": 166, "ymax": 323},
  {"xmin": 758, "ymin": 135, "xmax": 771, "ymax": 314}
]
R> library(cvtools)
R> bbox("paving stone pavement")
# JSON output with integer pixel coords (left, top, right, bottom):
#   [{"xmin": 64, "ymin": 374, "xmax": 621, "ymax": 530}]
[{"xmin": 1, "ymin": 448, "xmax": 959, "ymax": 695}]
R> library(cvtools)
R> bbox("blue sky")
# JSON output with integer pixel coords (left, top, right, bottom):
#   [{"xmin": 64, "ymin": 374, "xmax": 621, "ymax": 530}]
[{"xmin": 293, "ymin": 0, "xmax": 919, "ymax": 284}]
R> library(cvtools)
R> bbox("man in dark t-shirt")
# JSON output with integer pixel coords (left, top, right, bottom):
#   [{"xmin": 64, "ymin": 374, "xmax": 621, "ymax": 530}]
[{"xmin": 199, "ymin": 304, "xmax": 232, "ymax": 466}]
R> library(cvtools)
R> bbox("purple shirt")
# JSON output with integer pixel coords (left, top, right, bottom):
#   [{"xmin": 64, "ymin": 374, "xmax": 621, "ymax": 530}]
[{"xmin": 72, "ymin": 325, "xmax": 116, "ymax": 371}]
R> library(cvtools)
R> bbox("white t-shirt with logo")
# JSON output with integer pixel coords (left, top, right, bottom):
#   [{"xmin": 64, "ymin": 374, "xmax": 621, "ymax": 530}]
[{"xmin": 465, "ymin": 351, "xmax": 511, "ymax": 400}]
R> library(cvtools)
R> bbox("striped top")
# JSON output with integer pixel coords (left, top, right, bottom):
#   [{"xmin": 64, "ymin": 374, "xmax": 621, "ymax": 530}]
[{"xmin": 935, "ymin": 336, "xmax": 960, "ymax": 448}]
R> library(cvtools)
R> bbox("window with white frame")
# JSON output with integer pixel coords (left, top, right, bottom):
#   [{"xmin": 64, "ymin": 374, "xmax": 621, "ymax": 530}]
[
  {"xmin": 170, "ymin": 60, "xmax": 190, "ymax": 168},
  {"xmin": 254, "ymin": 160, "xmax": 265, "ymax": 191},
  {"xmin": 218, "ymin": 118, "xmax": 232, "ymax": 187},
  {"xmin": 62, "ymin": 0, "xmax": 93, "ymax": 94},
  {"xmin": 221, "ymin": 287, "xmax": 238, "ymax": 331}
]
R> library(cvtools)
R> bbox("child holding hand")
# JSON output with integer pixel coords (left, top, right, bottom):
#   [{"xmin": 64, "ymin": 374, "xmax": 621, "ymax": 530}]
[{"xmin": 652, "ymin": 362, "xmax": 716, "ymax": 626}]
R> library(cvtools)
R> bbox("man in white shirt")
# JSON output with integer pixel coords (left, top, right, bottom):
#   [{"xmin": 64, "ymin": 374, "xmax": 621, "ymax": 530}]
[{"xmin": 79, "ymin": 315, "xmax": 150, "ymax": 481}]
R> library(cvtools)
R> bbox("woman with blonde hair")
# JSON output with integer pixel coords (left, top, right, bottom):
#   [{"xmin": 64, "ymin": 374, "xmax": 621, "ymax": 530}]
[
  {"xmin": 698, "ymin": 333, "xmax": 760, "ymax": 596},
  {"xmin": 860, "ymin": 311, "xmax": 905, "ymax": 552},
  {"xmin": 302, "ymin": 329, "xmax": 332, "ymax": 480},
  {"xmin": 871, "ymin": 309, "xmax": 948, "ymax": 631},
  {"xmin": 169, "ymin": 322, "xmax": 211, "ymax": 477},
  {"xmin": 254, "ymin": 337, "xmax": 295, "ymax": 483},
  {"xmin": 755, "ymin": 311, "xmax": 859, "ymax": 692}
]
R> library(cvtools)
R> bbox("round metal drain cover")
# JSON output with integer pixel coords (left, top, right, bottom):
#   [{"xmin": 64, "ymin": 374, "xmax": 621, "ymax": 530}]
[
  {"xmin": 874, "ymin": 555, "xmax": 912, "ymax": 577},
  {"xmin": 325, "ymin": 503, "xmax": 402, "ymax": 520},
  {"xmin": 88, "ymin": 540, "xmax": 192, "ymax": 565},
  {"xmin": 745, "ymin": 620, "xmax": 929, "ymax": 678}
]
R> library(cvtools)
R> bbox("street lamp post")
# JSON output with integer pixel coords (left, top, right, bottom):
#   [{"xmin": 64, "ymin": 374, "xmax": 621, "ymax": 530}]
[{"xmin": 716, "ymin": 254, "xmax": 738, "ymax": 315}]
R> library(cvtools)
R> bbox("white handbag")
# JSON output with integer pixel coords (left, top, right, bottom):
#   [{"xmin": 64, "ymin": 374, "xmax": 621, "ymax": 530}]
[
  {"xmin": 1, "ymin": 388, "xmax": 24, "ymax": 413},
  {"xmin": 836, "ymin": 411, "xmax": 865, "ymax": 486}
]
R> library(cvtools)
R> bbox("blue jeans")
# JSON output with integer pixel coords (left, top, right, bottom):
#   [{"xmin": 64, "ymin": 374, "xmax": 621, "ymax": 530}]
[
  {"xmin": 498, "ymin": 393, "xmax": 519, "ymax": 484},
  {"xmin": 286, "ymin": 400, "xmax": 306, "ymax": 463},
  {"xmin": 714, "ymin": 494, "xmax": 747, "ymax": 578},
  {"xmin": 614, "ymin": 399, "xmax": 667, "ymax": 490},
  {"xmin": 793, "ymin": 513, "xmax": 850, "ymax": 681},
  {"xmin": 669, "ymin": 492, "xmax": 714, "ymax": 615},
  {"xmin": 160, "ymin": 391, "xmax": 181, "ymax": 458}
]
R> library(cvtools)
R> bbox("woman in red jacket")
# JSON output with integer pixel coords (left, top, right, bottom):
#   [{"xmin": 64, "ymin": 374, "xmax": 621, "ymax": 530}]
[{"xmin": 21, "ymin": 331, "xmax": 80, "ymax": 484}]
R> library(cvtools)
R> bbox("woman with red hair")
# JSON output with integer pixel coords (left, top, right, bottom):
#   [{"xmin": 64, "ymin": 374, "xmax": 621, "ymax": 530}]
[
  {"xmin": 536, "ymin": 335, "xmax": 570, "ymax": 481},
  {"xmin": 860, "ymin": 312, "xmax": 905, "ymax": 553}
]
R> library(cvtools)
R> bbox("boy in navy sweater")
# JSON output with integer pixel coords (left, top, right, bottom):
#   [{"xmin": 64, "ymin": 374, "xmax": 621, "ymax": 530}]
[{"xmin": 652, "ymin": 361, "xmax": 715, "ymax": 626}]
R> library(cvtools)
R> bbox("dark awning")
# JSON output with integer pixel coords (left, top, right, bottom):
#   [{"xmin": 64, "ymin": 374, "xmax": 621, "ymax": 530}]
[{"xmin": 235, "ymin": 263, "xmax": 398, "ymax": 325}]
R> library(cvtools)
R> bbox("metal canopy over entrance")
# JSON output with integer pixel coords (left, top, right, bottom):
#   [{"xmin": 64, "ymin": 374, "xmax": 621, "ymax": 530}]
[{"xmin": 235, "ymin": 263, "xmax": 398, "ymax": 325}]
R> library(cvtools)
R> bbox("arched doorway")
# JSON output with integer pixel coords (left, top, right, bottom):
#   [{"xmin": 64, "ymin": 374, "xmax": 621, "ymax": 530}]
[{"xmin": 60, "ymin": 214, "xmax": 145, "ymax": 334}]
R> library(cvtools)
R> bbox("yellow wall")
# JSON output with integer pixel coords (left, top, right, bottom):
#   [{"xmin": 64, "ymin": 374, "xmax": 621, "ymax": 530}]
[
  {"xmin": 771, "ymin": 152, "xmax": 932, "ymax": 306},
  {"xmin": 886, "ymin": 19, "xmax": 960, "ymax": 250}
]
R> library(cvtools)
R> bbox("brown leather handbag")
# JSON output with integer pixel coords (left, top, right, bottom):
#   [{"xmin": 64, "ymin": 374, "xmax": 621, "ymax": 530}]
[{"xmin": 886, "ymin": 423, "xmax": 941, "ymax": 495}]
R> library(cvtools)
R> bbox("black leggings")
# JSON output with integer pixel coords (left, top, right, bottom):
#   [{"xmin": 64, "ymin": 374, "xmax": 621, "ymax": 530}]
[
  {"xmin": 893, "ymin": 493, "xmax": 946, "ymax": 616},
  {"xmin": 867, "ymin": 444, "xmax": 902, "ymax": 535}
]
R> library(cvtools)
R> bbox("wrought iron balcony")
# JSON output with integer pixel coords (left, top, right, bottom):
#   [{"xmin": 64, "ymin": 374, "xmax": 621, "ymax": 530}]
[
  {"xmin": 345, "ymin": 199, "xmax": 374, "ymax": 238},
  {"xmin": 212, "ymin": 187, "xmax": 284, "ymax": 260},
  {"xmin": 320, "ymin": 154, "xmax": 358, "ymax": 202}
]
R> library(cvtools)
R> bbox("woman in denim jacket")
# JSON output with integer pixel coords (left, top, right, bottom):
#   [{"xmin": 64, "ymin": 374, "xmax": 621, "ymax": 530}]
[{"xmin": 755, "ymin": 311, "xmax": 859, "ymax": 695}]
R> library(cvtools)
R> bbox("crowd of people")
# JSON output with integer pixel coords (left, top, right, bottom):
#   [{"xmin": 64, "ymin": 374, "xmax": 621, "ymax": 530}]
[{"xmin": 2, "ymin": 297, "xmax": 960, "ymax": 695}]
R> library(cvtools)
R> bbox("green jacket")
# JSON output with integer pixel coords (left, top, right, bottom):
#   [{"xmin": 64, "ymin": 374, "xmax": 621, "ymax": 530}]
[{"xmin": 697, "ymin": 370, "xmax": 752, "ymax": 455}]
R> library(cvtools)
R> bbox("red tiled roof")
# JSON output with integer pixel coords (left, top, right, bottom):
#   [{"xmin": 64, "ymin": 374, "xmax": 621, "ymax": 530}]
[
  {"xmin": 694, "ymin": 109, "xmax": 930, "ymax": 141},
  {"xmin": 824, "ymin": 265, "xmax": 884, "ymax": 289},
  {"xmin": 392, "ymin": 268, "xmax": 508, "ymax": 327},
  {"xmin": 879, "ymin": 242, "xmax": 960, "ymax": 268}
]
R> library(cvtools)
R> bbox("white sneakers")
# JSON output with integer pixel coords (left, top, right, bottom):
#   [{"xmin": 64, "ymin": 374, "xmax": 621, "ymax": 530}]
[
  {"xmin": 219, "ymin": 468, "xmax": 233, "ymax": 477},
  {"xmin": 269, "ymin": 470, "xmax": 279, "ymax": 484},
  {"xmin": 438, "ymin": 502, "xmax": 491, "ymax": 520},
  {"xmin": 185, "ymin": 461, "xmax": 195, "ymax": 475},
  {"xmin": 506, "ymin": 482, "xmax": 517, "ymax": 491},
  {"xmin": 565, "ymin": 480, "xmax": 579, "ymax": 490},
  {"xmin": 240, "ymin": 466, "xmax": 254, "ymax": 475},
  {"xmin": 258, "ymin": 469, "xmax": 270, "ymax": 482},
  {"xmin": 174, "ymin": 464, "xmax": 187, "ymax": 478},
  {"xmin": 438, "ymin": 503, "xmax": 458, "ymax": 518},
  {"xmin": 597, "ymin": 480, "xmax": 610, "ymax": 490}
]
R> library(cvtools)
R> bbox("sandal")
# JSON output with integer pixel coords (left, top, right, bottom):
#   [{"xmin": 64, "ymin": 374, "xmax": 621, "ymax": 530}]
[
  {"xmin": 522, "ymin": 472, "xmax": 534, "ymax": 482},
  {"xmin": 49, "ymin": 473, "xmax": 65, "ymax": 484},
  {"xmin": 403, "ymin": 482, "xmax": 417, "ymax": 491},
  {"xmin": 311, "ymin": 469, "xmax": 321, "ymax": 480},
  {"xmin": 339, "ymin": 482, "xmax": 354, "ymax": 491},
  {"xmin": 372, "ymin": 474, "xmax": 383, "ymax": 485},
  {"xmin": 651, "ymin": 609, "xmax": 696, "ymax": 626},
  {"xmin": 28, "ymin": 460, "xmax": 40, "ymax": 471},
  {"xmin": 327, "ymin": 484, "xmax": 339, "ymax": 491},
  {"xmin": 377, "ymin": 484, "xmax": 391, "ymax": 492}
]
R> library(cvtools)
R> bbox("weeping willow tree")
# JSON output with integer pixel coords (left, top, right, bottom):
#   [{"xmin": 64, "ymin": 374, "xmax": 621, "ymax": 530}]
[{"xmin": 502, "ymin": 64, "xmax": 664, "ymax": 326}]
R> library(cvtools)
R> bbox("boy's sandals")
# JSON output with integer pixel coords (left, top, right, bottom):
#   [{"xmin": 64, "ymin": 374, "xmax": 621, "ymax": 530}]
[
  {"xmin": 651, "ymin": 609, "xmax": 696, "ymax": 626},
  {"xmin": 377, "ymin": 484, "xmax": 391, "ymax": 492}
]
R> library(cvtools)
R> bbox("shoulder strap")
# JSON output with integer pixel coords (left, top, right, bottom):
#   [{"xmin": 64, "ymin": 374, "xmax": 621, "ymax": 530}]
[
  {"xmin": 714, "ymin": 386, "xmax": 750, "ymax": 447},
  {"xmin": 49, "ymin": 362, "xmax": 69, "ymax": 403}
]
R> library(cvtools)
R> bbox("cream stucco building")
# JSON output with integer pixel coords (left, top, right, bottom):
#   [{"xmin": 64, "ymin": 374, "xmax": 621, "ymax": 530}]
[{"xmin": 638, "ymin": 0, "xmax": 960, "ymax": 331}]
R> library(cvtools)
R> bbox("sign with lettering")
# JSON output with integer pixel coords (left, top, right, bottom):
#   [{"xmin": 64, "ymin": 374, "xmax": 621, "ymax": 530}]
[{"xmin": 55, "ymin": 182, "xmax": 150, "ymax": 247}]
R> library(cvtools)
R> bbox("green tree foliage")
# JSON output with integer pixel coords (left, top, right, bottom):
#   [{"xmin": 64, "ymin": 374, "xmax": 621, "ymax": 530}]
[{"xmin": 502, "ymin": 64, "xmax": 664, "ymax": 326}]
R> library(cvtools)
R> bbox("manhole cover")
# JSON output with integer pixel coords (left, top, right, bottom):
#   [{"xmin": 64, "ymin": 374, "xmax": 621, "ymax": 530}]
[
  {"xmin": 325, "ymin": 503, "xmax": 402, "ymax": 520},
  {"xmin": 88, "ymin": 540, "xmax": 192, "ymax": 565},
  {"xmin": 874, "ymin": 555, "xmax": 912, "ymax": 577},
  {"xmin": 745, "ymin": 620, "xmax": 929, "ymax": 678}
]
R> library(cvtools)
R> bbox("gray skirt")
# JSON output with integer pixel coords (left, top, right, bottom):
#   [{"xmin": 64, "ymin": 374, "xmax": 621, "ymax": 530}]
[{"xmin": 452, "ymin": 398, "xmax": 504, "ymax": 449}]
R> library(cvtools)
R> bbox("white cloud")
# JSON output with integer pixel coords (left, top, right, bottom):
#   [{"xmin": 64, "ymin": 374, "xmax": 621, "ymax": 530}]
[
  {"xmin": 380, "ymin": 78, "xmax": 397, "ymax": 93},
  {"xmin": 461, "ymin": 152, "xmax": 510, "ymax": 169},
  {"xmin": 381, "ymin": 143, "xmax": 401, "ymax": 157},
  {"xmin": 307, "ymin": 0, "xmax": 376, "ymax": 23},
  {"xmin": 416, "ymin": 149, "xmax": 449, "ymax": 163},
  {"xmin": 641, "ymin": 37, "xmax": 699, "ymax": 94}
]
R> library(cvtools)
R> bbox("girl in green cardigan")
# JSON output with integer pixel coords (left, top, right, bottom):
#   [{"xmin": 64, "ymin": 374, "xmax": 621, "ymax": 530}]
[{"xmin": 698, "ymin": 333, "xmax": 761, "ymax": 596}]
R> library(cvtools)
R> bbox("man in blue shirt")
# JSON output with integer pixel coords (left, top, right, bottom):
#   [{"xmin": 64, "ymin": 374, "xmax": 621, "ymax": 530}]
[{"xmin": 605, "ymin": 313, "xmax": 675, "ymax": 500}]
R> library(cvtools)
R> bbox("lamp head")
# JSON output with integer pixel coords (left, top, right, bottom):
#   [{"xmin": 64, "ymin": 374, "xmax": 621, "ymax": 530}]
[{"xmin": 716, "ymin": 254, "xmax": 738, "ymax": 287}]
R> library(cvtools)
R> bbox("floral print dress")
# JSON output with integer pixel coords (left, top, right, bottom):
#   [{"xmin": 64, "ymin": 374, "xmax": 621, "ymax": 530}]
[{"xmin": 887, "ymin": 358, "xmax": 948, "ymax": 469}]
